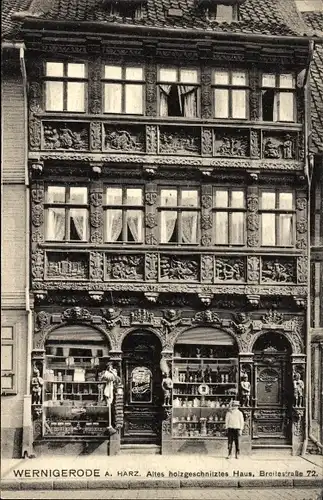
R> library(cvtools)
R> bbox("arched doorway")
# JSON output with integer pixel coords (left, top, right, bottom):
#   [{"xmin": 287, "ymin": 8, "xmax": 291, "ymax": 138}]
[
  {"xmin": 121, "ymin": 330, "xmax": 162, "ymax": 445},
  {"xmin": 252, "ymin": 332, "xmax": 292, "ymax": 445}
]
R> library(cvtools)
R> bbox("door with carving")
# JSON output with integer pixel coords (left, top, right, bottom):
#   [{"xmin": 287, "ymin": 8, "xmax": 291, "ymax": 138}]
[
  {"xmin": 121, "ymin": 331, "xmax": 162, "ymax": 445},
  {"xmin": 252, "ymin": 334, "xmax": 292, "ymax": 444}
]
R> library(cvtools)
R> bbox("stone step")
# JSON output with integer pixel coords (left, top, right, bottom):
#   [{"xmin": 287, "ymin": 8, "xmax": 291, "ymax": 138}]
[
  {"xmin": 251, "ymin": 445, "xmax": 293, "ymax": 456},
  {"xmin": 120, "ymin": 444, "xmax": 161, "ymax": 455}
]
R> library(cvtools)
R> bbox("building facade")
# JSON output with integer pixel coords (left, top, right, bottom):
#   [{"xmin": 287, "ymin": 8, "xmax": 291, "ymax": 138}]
[{"xmin": 1, "ymin": 0, "xmax": 322, "ymax": 457}]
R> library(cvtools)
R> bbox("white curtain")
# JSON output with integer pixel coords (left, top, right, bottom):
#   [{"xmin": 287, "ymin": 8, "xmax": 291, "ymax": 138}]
[
  {"xmin": 70, "ymin": 209, "xmax": 86, "ymax": 240},
  {"xmin": 178, "ymin": 85, "xmax": 197, "ymax": 118},
  {"xmin": 47, "ymin": 208, "xmax": 65, "ymax": 240},
  {"xmin": 160, "ymin": 211, "xmax": 177, "ymax": 243},
  {"xmin": 279, "ymin": 214, "xmax": 293, "ymax": 246},
  {"xmin": 159, "ymin": 84, "xmax": 172, "ymax": 116},
  {"xmin": 106, "ymin": 209, "xmax": 122, "ymax": 242},
  {"xmin": 231, "ymin": 213, "xmax": 244, "ymax": 245},
  {"xmin": 127, "ymin": 210, "xmax": 142, "ymax": 242},
  {"xmin": 182, "ymin": 211, "xmax": 198, "ymax": 243}
]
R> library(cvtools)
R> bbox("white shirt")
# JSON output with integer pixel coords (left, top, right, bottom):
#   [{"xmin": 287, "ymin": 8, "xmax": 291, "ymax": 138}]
[{"xmin": 225, "ymin": 409, "xmax": 244, "ymax": 430}]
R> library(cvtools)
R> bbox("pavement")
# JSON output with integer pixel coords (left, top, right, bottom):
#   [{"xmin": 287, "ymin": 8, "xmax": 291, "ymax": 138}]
[{"xmin": 1, "ymin": 453, "xmax": 322, "ymax": 493}]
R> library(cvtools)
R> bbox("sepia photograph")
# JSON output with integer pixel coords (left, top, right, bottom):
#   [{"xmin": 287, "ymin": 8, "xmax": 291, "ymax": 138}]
[{"xmin": 1, "ymin": 0, "xmax": 323, "ymax": 498}]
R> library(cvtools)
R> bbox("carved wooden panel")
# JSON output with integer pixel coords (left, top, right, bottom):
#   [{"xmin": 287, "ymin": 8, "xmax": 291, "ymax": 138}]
[
  {"xmin": 145, "ymin": 61, "xmax": 157, "ymax": 117},
  {"xmin": 104, "ymin": 125, "xmax": 145, "ymax": 152},
  {"xmin": 159, "ymin": 255, "xmax": 199, "ymax": 282},
  {"xmin": 201, "ymin": 65, "xmax": 212, "ymax": 119},
  {"xmin": 214, "ymin": 130, "xmax": 249, "ymax": 157},
  {"xmin": 200, "ymin": 184, "xmax": 212, "ymax": 247},
  {"xmin": 262, "ymin": 132, "xmax": 296, "ymax": 160},
  {"xmin": 246, "ymin": 187, "xmax": 259, "ymax": 247},
  {"xmin": 214, "ymin": 258, "xmax": 245, "ymax": 283},
  {"xmin": 88, "ymin": 56, "xmax": 102, "ymax": 114},
  {"xmin": 296, "ymin": 191, "xmax": 308, "ymax": 251},
  {"xmin": 45, "ymin": 252, "xmax": 89, "ymax": 280},
  {"xmin": 158, "ymin": 126, "xmax": 200, "ymax": 155},
  {"xmin": 89, "ymin": 183, "xmax": 103, "ymax": 244},
  {"xmin": 31, "ymin": 181, "xmax": 45, "ymax": 243},
  {"xmin": 43, "ymin": 122, "xmax": 89, "ymax": 150},
  {"xmin": 261, "ymin": 257, "xmax": 296, "ymax": 284},
  {"xmin": 106, "ymin": 254, "xmax": 144, "ymax": 281}
]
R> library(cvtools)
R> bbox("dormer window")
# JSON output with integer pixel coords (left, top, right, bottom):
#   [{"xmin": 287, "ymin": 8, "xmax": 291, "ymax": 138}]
[{"xmin": 207, "ymin": 4, "xmax": 235, "ymax": 22}]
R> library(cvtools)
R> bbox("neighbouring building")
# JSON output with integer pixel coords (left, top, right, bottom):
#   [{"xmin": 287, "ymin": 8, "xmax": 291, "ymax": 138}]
[{"xmin": 1, "ymin": 0, "xmax": 322, "ymax": 457}]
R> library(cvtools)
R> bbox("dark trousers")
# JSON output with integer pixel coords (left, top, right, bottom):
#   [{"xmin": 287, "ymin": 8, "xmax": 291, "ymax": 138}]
[{"xmin": 227, "ymin": 428, "xmax": 240, "ymax": 454}]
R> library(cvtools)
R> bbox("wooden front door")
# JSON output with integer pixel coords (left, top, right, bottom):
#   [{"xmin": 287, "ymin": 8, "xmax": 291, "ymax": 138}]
[{"xmin": 122, "ymin": 332, "xmax": 162, "ymax": 445}]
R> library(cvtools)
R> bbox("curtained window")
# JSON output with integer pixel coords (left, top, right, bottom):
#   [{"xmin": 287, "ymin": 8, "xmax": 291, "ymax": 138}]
[
  {"xmin": 159, "ymin": 188, "xmax": 199, "ymax": 244},
  {"xmin": 213, "ymin": 70, "xmax": 248, "ymax": 119},
  {"xmin": 260, "ymin": 191, "xmax": 294, "ymax": 246},
  {"xmin": 45, "ymin": 186, "xmax": 89, "ymax": 241},
  {"xmin": 213, "ymin": 189, "xmax": 245, "ymax": 245},
  {"xmin": 158, "ymin": 68, "xmax": 199, "ymax": 117},
  {"xmin": 104, "ymin": 187, "xmax": 143, "ymax": 243},
  {"xmin": 103, "ymin": 65, "xmax": 144, "ymax": 115},
  {"xmin": 1, "ymin": 326, "xmax": 17, "ymax": 394},
  {"xmin": 45, "ymin": 62, "xmax": 87, "ymax": 112},
  {"xmin": 261, "ymin": 73, "xmax": 295, "ymax": 122}
]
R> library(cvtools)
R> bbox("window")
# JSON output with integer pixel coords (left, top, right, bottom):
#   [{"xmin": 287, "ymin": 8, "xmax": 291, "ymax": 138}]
[
  {"xmin": 1, "ymin": 326, "xmax": 16, "ymax": 394},
  {"xmin": 260, "ymin": 191, "xmax": 294, "ymax": 246},
  {"xmin": 212, "ymin": 188, "xmax": 245, "ymax": 245},
  {"xmin": 207, "ymin": 4, "xmax": 235, "ymax": 21},
  {"xmin": 104, "ymin": 187, "xmax": 144, "ymax": 243},
  {"xmin": 45, "ymin": 62, "xmax": 87, "ymax": 112},
  {"xmin": 158, "ymin": 68, "xmax": 199, "ymax": 118},
  {"xmin": 159, "ymin": 188, "xmax": 200, "ymax": 244},
  {"xmin": 103, "ymin": 65, "xmax": 144, "ymax": 114},
  {"xmin": 45, "ymin": 186, "xmax": 89, "ymax": 241},
  {"xmin": 213, "ymin": 70, "xmax": 248, "ymax": 119},
  {"xmin": 261, "ymin": 73, "xmax": 295, "ymax": 122}
]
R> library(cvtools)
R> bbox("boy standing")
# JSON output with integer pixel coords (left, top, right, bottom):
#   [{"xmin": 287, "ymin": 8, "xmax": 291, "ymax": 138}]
[{"xmin": 225, "ymin": 400, "xmax": 244, "ymax": 459}]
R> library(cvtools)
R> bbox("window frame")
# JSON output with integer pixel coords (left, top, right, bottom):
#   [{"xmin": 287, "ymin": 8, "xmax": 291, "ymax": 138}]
[
  {"xmin": 1, "ymin": 325, "xmax": 17, "ymax": 395},
  {"xmin": 44, "ymin": 185, "xmax": 89, "ymax": 242},
  {"xmin": 158, "ymin": 186, "xmax": 201, "ymax": 245},
  {"xmin": 260, "ymin": 72, "xmax": 296, "ymax": 123},
  {"xmin": 103, "ymin": 185, "xmax": 145, "ymax": 244},
  {"xmin": 157, "ymin": 66, "xmax": 201, "ymax": 119},
  {"xmin": 102, "ymin": 63, "xmax": 145, "ymax": 115},
  {"xmin": 207, "ymin": 4, "xmax": 238, "ymax": 22},
  {"xmin": 212, "ymin": 69, "xmax": 249, "ymax": 120},
  {"xmin": 260, "ymin": 189, "xmax": 295, "ymax": 247},
  {"xmin": 43, "ymin": 61, "xmax": 88, "ymax": 113},
  {"xmin": 212, "ymin": 187, "xmax": 246, "ymax": 246}
]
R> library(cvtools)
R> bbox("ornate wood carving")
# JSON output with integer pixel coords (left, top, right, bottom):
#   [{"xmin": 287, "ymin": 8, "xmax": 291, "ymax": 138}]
[
  {"xmin": 46, "ymin": 253, "xmax": 89, "ymax": 280},
  {"xmin": 43, "ymin": 123, "xmax": 89, "ymax": 150},
  {"xmin": 262, "ymin": 133, "xmax": 296, "ymax": 160},
  {"xmin": 104, "ymin": 125, "xmax": 145, "ymax": 152},
  {"xmin": 250, "ymin": 130, "xmax": 260, "ymax": 158},
  {"xmin": 201, "ymin": 128, "xmax": 213, "ymax": 156},
  {"xmin": 214, "ymin": 258, "xmax": 245, "ymax": 282},
  {"xmin": 247, "ymin": 256, "xmax": 260, "ymax": 283},
  {"xmin": 159, "ymin": 127, "xmax": 200, "ymax": 155},
  {"xmin": 145, "ymin": 183, "xmax": 158, "ymax": 246},
  {"xmin": 90, "ymin": 183, "xmax": 103, "ymax": 243},
  {"xmin": 88, "ymin": 56, "xmax": 102, "ymax": 114},
  {"xmin": 297, "ymin": 256, "xmax": 307, "ymax": 284},
  {"xmin": 29, "ymin": 118, "xmax": 42, "ymax": 150},
  {"xmin": 249, "ymin": 67, "xmax": 260, "ymax": 121},
  {"xmin": 146, "ymin": 125, "xmax": 158, "ymax": 154},
  {"xmin": 201, "ymin": 185, "xmax": 213, "ymax": 248},
  {"xmin": 90, "ymin": 251, "xmax": 104, "ymax": 281},
  {"xmin": 160, "ymin": 255, "xmax": 199, "ymax": 282},
  {"xmin": 145, "ymin": 253, "xmax": 158, "ymax": 281},
  {"xmin": 201, "ymin": 66, "xmax": 212, "ymax": 119},
  {"xmin": 146, "ymin": 61, "xmax": 157, "ymax": 117},
  {"xmin": 90, "ymin": 122, "xmax": 102, "ymax": 151},
  {"xmin": 214, "ymin": 130, "xmax": 249, "ymax": 157},
  {"xmin": 31, "ymin": 181, "xmax": 45, "ymax": 243},
  {"xmin": 201, "ymin": 255, "xmax": 213, "ymax": 283},
  {"xmin": 261, "ymin": 258, "xmax": 296, "ymax": 283},
  {"xmin": 247, "ymin": 188, "xmax": 259, "ymax": 247},
  {"xmin": 31, "ymin": 249, "xmax": 44, "ymax": 280},
  {"xmin": 106, "ymin": 255, "xmax": 144, "ymax": 281}
]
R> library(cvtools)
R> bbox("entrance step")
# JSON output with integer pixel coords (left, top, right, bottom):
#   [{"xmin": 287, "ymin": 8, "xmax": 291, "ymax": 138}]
[
  {"xmin": 252, "ymin": 444, "xmax": 293, "ymax": 456},
  {"xmin": 120, "ymin": 444, "xmax": 161, "ymax": 455}
]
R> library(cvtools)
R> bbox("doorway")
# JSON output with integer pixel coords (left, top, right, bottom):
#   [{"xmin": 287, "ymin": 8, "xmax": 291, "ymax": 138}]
[{"xmin": 121, "ymin": 331, "xmax": 162, "ymax": 445}]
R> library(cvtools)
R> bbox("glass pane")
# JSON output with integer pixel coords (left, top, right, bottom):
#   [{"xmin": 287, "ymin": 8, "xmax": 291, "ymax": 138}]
[
  {"xmin": 46, "ymin": 208, "xmax": 65, "ymax": 240},
  {"xmin": 126, "ymin": 188, "xmax": 143, "ymax": 205},
  {"xmin": 213, "ymin": 71, "xmax": 229, "ymax": 85},
  {"xmin": 182, "ymin": 211, "xmax": 198, "ymax": 243},
  {"xmin": 231, "ymin": 191, "xmax": 245, "ymax": 208},
  {"xmin": 46, "ymin": 62, "xmax": 64, "ymax": 77},
  {"xmin": 69, "ymin": 209, "xmax": 88, "ymax": 241},
  {"xmin": 214, "ymin": 89, "xmax": 229, "ymax": 118},
  {"xmin": 125, "ymin": 67, "xmax": 143, "ymax": 80},
  {"xmin": 1, "ymin": 376, "xmax": 13, "ymax": 390},
  {"xmin": 262, "ymin": 74, "xmax": 276, "ymax": 87},
  {"xmin": 70, "ymin": 187, "xmax": 87, "ymax": 204},
  {"xmin": 216, "ymin": 4, "xmax": 233, "ymax": 20},
  {"xmin": 106, "ymin": 188, "xmax": 122, "ymax": 205},
  {"xmin": 1, "ymin": 345, "xmax": 13, "ymax": 371},
  {"xmin": 127, "ymin": 210, "xmax": 143, "ymax": 242},
  {"xmin": 180, "ymin": 69, "xmax": 198, "ymax": 83},
  {"xmin": 232, "ymin": 90, "xmax": 246, "ymax": 119},
  {"xmin": 160, "ymin": 189, "xmax": 178, "ymax": 206},
  {"xmin": 231, "ymin": 213, "xmax": 244, "ymax": 244},
  {"xmin": 104, "ymin": 83, "xmax": 122, "ymax": 113},
  {"xmin": 125, "ymin": 84, "xmax": 143, "ymax": 114},
  {"xmin": 279, "ymin": 92, "xmax": 294, "ymax": 122},
  {"xmin": 45, "ymin": 81, "xmax": 63, "ymax": 111},
  {"xmin": 279, "ymin": 214, "xmax": 293, "ymax": 246},
  {"xmin": 67, "ymin": 63, "xmax": 85, "ymax": 78},
  {"xmin": 214, "ymin": 212, "xmax": 228, "ymax": 244},
  {"xmin": 232, "ymin": 71, "xmax": 246, "ymax": 86},
  {"xmin": 181, "ymin": 190, "xmax": 198, "ymax": 207},
  {"xmin": 130, "ymin": 367, "xmax": 152, "ymax": 403},
  {"xmin": 261, "ymin": 214, "xmax": 276, "ymax": 245},
  {"xmin": 279, "ymin": 192, "xmax": 293, "ymax": 210},
  {"xmin": 47, "ymin": 186, "xmax": 66, "ymax": 203},
  {"xmin": 1, "ymin": 327, "xmax": 13, "ymax": 340},
  {"xmin": 214, "ymin": 190, "xmax": 229, "ymax": 208},
  {"xmin": 104, "ymin": 65, "xmax": 122, "ymax": 79},
  {"xmin": 261, "ymin": 192, "xmax": 276, "ymax": 209},
  {"xmin": 159, "ymin": 68, "xmax": 177, "ymax": 82},
  {"xmin": 105, "ymin": 209, "xmax": 122, "ymax": 241},
  {"xmin": 160, "ymin": 211, "xmax": 178, "ymax": 243},
  {"xmin": 67, "ymin": 82, "xmax": 85, "ymax": 112},
  {"xmin": 279, "ymin": 74, "xmax": 294, "ymax": 88}
]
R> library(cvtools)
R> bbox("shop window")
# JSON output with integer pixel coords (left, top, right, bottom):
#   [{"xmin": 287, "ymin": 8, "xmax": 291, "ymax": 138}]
[
  {"xmin": 212, "ymin": 188, "xmax": 245, "ymax": 245},
  {"xmin": 103, "ymin": 65, "xmax": 144, "ymax": 114},
  {"xmin": 1, "ymin": 326, "xmax": 17, "ymax": 395},
  {"xmin": 45, "ymin": 186, "xmax": 89, "ymax": 242},
  {"xmin": 261, "ymin": 73, "xmax": 295, "ymax": 122},
  {"xmin": 44, "ymin": 62, "xmax": 87, "ymax": 112},
  {"xmin": 159, "ymin": 188, "xmax": 200, "ymax": 244},
  {"xmin": 260, "ymin": 190, "xmax": 294, "ymax": 246},
  {"xmin": 104, "ymin": 187, "xmax": 144, "ymax": 243},
  {"xmin": 213, "ymin": 70, "xmax": 248, "ymax": 119},
  {"xmin": 158, "ymin": 68, "xmax": 199, "ymax": 118}
]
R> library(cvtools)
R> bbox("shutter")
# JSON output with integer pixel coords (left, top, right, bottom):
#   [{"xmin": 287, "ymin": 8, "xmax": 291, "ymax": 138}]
[{"xmin": 175, "ymin": 327, "xmax": 234, "ymax": 345}]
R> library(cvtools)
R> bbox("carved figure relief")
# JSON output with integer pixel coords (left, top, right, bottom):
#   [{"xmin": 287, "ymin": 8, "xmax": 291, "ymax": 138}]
[
  {"xmin": 231, "ymin": 313, "xmax": 252, "ymax": 335},
  {"xmin": 35, "ymin": 311, "xmax": 50, "ymax": 332},
  {"xmin": 146, "ymin": 125, "xmax": 158, "ymax": 153},
  {"xmin": 159, "ymin": 127, "xmax": 200, "ymax": 155},
  {"xmin": 47, "ymin": 254, "xmax": 88, "ymax": 279},
  {"xmin": 261, "ymin": 259, "xmax": 295, "ymax": 283},
  {"xmin": 101, "ymin": 307, "xmax": 122, "ymax": 328},
  {"xmin": 201, "ymin": 255, "xmax": 213, "ymax": 282},
  {"xmin": 43, "ymin": 123, "xmax": 89, "ymax": 150},
  {"xmin": 161, "ymin": 309, "xmax": 182, "ymax": 333},
  {"xmin": 104, "ymin": 126, "xmax": 145, "ymax": 152},
  {"xmin": 145, "ymin": 253, "xmax": 158, "ymax": 281},
  {"xmin": 214, "ymin": 132, "xmax": 249, "ymax": 157},
  {"xmin": 247, "ymin": 256, "xmax": 260, "ymax": 283},
  {"xmin": 261, "ymin": 309, "xmax": 284, "ymax": 325},
  {"xmin": 90, "ymin": 252, "xmax": 104, "ymax": 280},
  {"xmin": 250, "ymin": 130, "xmax": 260, "ymax": 158},
  {"xmin": 90, "ymin": 121, "xmax": 102, "ymax": 151},
  {"xmin": 145, "ymin": 192, "xmax": 157, "ymax": 206},
  {"xmin": 293, "ymin": 372, "xmax": 304, "ymax": 407},
  {"xmin": 247, "ymin": 192, "xmax": 259, "ymax": 247},
  {"xmin": 106, "ymin": 255, "xmax": 144, "ymax": 281},
  {"xmin": 263, "ymin": 134, "xmax": 295, "ymax": 159},
  {"xmin": 201, "ymin": 128, "xmax": 213, "ymax": 156},
  {"xmin": 296, "ymin": 197, "xmax": 307, "ymax": 211},
  {"xmin": 193, "ymin": 310, "xmax": 220, "ymax": 324},
  {"xmin": 160, "ymin": 255, "xmax": 199, "ymax": 281},
  {"xmin": 29, "ymin": 118, "xmax": 41, "ymax": 149},
  {"xmin": 62, "ymin": 307, "xmax": 92, "ymax": 322},
  {"xmin": 31, "ymin": 249, "xmax": 44, "ymax": 280},
  {"xmin": 31, "ymin": 366, "xmax": 44, "ymax": 405},
  {"xmin": 145, "ymin": 213, "xmax": 157, "ymax": 229},
  {"xmin": 214, "ymin": 259, "xmax": 245, "ymax": 282},
  {"xmin": 89, "ymin": 57, "xmax": 102, "ymax": 114},
  {"xmin": 297, "ymin": 256, "xmax": 308, "ymax": 284},
  {"xmin": 130, "ymin": 309, "xmax": 154, "ymax": 325}
]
